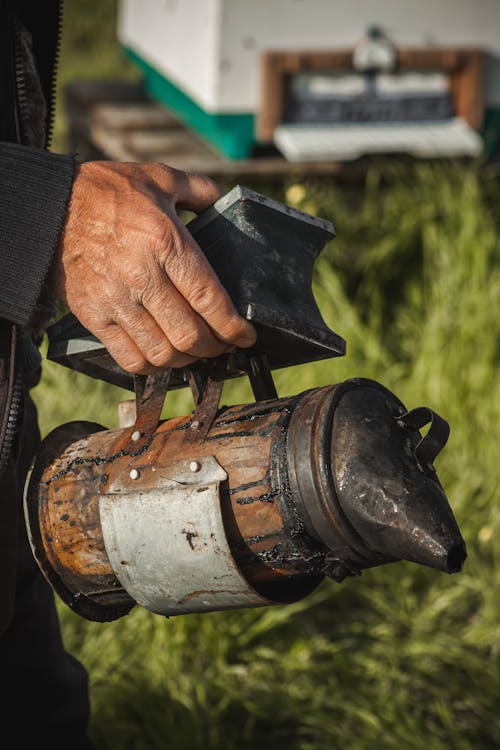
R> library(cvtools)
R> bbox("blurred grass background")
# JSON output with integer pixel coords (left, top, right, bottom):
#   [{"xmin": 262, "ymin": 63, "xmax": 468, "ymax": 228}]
[{"xmin": 32, "ymin": 1, "xmax": 500, "ymax": 748}]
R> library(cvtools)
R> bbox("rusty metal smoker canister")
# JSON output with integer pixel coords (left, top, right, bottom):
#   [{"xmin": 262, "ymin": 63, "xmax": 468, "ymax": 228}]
[{"xmin": 24, "ymin": 366, "xmax": 466, "ymax": 623}]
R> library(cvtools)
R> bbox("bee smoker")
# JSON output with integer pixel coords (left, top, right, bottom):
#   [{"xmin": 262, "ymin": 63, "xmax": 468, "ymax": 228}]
[{"xmin": 24, "ymin": 186, "xmax": 466, "ymax": 623}]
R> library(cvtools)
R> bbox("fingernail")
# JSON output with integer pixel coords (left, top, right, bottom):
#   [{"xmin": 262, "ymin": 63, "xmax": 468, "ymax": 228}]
[{"xmin": 236, "ymin": 320, "xmax": 257, "ymax": 348}]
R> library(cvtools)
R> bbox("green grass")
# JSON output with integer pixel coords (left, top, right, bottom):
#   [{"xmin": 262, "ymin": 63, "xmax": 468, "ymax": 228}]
[
  {"xmin": 30, "ymin": 2, "xmax": 500, "ymax": 748},
  {"xmin": 32, "ymin": 162, "xmax": 500, "ymax": 750}
]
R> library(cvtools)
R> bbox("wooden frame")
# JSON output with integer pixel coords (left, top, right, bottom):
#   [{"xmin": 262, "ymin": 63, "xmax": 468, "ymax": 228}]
[{"xmin": 257, "ymin": 47, "xmax": 483, "ymax": 142}]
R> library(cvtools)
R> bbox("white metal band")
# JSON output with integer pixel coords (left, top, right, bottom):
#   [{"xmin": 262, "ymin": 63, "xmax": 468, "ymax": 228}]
[{"xmin": 99, "ymin": 456, "xmax": 270, "ymax": 616}]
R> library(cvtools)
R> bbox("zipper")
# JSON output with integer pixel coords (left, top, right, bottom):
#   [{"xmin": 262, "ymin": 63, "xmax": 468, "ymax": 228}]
[
  {"xmin": 46, "ymin": 0, "xmax": 64, "ymax": 148},
  {"xmin": 0, "ymin": 8, "xmax": 23, "ymax": 479},
  {"xmin": 0, "ymin": 1, "xmax": 65, "ymax": 477},
  {"xmin": 0, "ymin": 360, "xmax": 23, "ymax": 478},
  {"xmin": 12, "ymin": 12, "xmax": 27, "ymax": 144},
  {"xmin": 12, "ymin": 0, "xmax": 64, "ymax": 148},
  {"xmin": 5, "ymin": 5, "xmax": 22, "ymax": 144}
]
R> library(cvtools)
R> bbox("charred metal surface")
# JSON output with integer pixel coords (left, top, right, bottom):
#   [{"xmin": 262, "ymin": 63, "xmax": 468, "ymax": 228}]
[
  {"xmin": 25, "ymin": 372, "xmax": 466, "ymax": 621},
  {"xmin": 235, "ymin": 490, "xmax": 279, "ymax": 505},
  {"xmin": 25, "ymin": 387, "xmax": 322, "ymax": 619},
  {"xmin": 330, "ymin": 380, "xmax": 466, "ymax": 574},
  {"xmin": 286, "ymin": 378, "xmax": 466, "ymax": 581},
  {"xmin": 27, "ymin": 184, "xmax": 467, "ymax": 622},
  {"xmin": 186, "ymin": 186, "xmax": 345, "ymax": 368},
  {"xmin": 38, "ymin": 430, "xmax": 157, "ymax": 485},
  {"xmin": 228, "ymin": 476, "xmax": 271, "ymax": 495},
  {"xmin": 268, "ymin": 390, "xmax": 328, "ymax": 581},
  {"xmin": 213, "ymin": 401, "xmax": 288, "ymax": 426},
  {"xmin": 287, "ymin": 384, "xmax": 381, "ymax": 580}
]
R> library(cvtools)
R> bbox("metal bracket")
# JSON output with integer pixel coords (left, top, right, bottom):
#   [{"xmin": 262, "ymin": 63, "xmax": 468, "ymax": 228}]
[
  {"xmin": 133, "ymin": 369, "xmax": 172, "ymax": 436},
  {"xmin": 185, "ymin": 358, "xmax": 227, "ymax": 441},
  {"xmin": 124, "ymin": 353, "xmax": 279, "ymax": 447},
  {"xmin": 246, "ymin": 354, "xmax": 278, "ymax": 401}
]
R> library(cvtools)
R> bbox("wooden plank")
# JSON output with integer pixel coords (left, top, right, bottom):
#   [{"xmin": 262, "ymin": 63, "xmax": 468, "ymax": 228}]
[
  {"xmin": 90, "ymin": 102, "xmax": 181, "ymax": 131},
  {"xmin": 90, "ymin": 123, "xmax": 363, "ymax": 177},
  {"xmin": 64, "ymin": 79, "xmax": 361, "ymax": 180}
]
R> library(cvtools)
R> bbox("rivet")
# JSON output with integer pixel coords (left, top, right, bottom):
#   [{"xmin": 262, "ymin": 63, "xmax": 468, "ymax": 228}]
[
  {"xmin": 190, "ymin": 460, "xmax": 201, "ymax": 473},
  {"xmin": 129, "ymin": 468, "xmax": 140, "ymax": 480},
  {"xmin": 131, "ymin": 430, "xmax": 141, "ymax": 442}
]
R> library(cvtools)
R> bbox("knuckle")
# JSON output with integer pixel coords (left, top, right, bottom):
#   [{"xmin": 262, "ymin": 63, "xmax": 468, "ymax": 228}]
[
  {"xmin": 156, "ymin": 224, "xmax": 183, "ymax": 265},
  {"xmin": 186, "ymin": 172, "xmax": 221, "ymax": 196},
  {"xmin": 129, "ymin": 207, "xmax": 173, "ymax": 251},
  {"xmin": 154, "ymin": 162, "xmax": 176, "ymax": 179},
  {"xmin": 216, "ymin": 314, "xmax": 249, "ymax": 344},
  {"xmin": 200, "ymin": 175, "xmax": 221, "ymax": 195},
  {"xmin": 139, "ymin": 280, "xmax": 166, "ymax": 309},
  {"xmin": 124, "ymin": 263, "xmax": 151, "ymax": 290},
  {"xmin": 119, "ymin": 354, "xmax": 149, "ymax": 374},
  {"xmin": 92, "ymin": 320, "xmax": 151, "ymax": 374},
  {"xmin": 147, "ymin": 341, "xmax": 175, "ymax": 368},
  {"xmin": 147, "ymin": 163, "xmax": 184, "ymax": 196},
  {"xmin": 188, "ymin": 283, "xmax": 218, "ymax": 313},
  {"xmin": 144, "ymin": 212, "xmax": 167, "ymax": 242},
  {"xmin": 169, "ymin": 352, "xmax": 198, "ymax": 368},
  {"xmin": 123, "ymin": 261, "xmax": 164, "ymax": 301},
  {"xmin": 170, "ymin": 327, "xmax": 204, "ymax": 355},
  {"xmin": 145, "ymin": 162, "xmax": 169, "ymax": 181}
]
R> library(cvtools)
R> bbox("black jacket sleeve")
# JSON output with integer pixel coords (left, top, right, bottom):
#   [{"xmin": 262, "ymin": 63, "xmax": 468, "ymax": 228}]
[{"xmin": 0, "ymin": 141, "xmax": 75, "ymax": 327}]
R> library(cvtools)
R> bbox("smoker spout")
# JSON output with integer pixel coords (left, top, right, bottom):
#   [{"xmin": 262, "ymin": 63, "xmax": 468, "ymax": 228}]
[
  {"xmin": 330, "ymin": 384, "xmax": 467, "ymax": 574},
  {"xmin": 286, "ymin": 379, "xmax": 466, "ymax": 582}
]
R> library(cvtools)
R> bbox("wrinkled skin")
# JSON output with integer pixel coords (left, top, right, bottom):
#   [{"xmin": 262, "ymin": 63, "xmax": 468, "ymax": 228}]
[{"xmin": 50, "ymin": 161, "xmax": 256, "ymax": 374}]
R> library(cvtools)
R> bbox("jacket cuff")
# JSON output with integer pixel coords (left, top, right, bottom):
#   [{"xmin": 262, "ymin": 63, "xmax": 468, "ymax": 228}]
[{"xmin": 0, "ymin": 142, "xmax": 76, "ymax": 327}]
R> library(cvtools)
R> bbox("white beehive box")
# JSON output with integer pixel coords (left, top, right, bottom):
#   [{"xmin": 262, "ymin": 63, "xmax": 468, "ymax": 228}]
[{"xmin": 117, "ymin": 0, "xmax": 500, "ymax": 161}]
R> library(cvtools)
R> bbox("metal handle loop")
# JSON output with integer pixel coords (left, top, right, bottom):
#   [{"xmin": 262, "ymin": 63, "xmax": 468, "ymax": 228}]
[{"xmin": 397, "ymin": 406, "xmax": 450, "ymax": 470}]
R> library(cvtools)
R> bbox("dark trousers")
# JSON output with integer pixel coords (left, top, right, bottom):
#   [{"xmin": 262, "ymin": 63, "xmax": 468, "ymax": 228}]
[{"xmin": 0, "ymin": 391, "xmax": 94, "ymax": 748}]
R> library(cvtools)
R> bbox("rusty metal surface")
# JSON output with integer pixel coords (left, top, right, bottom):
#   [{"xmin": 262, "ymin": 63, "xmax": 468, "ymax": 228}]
[
  {"xmin": 185, "ymin": 359, "xmax": 227, "ymax": 441},
  {"xmin": 24, "ymin": 372, "xmax": 466, "ymax": 622},
  {"xmin": 133, "ymin": 370, "xmax": 172, "ymax": 437},
  {"xmin": 23, "ymin": 420, "xmax": 134, "ymax": 621},
  {"xmin": 25, "ymin": 388, "xmax": 323, "ymax": 620}
]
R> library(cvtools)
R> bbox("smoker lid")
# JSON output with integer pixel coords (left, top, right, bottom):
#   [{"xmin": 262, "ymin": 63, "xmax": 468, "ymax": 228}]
[{"xmin": 329, "ymin": 379, "xmax": 466, "ymax": 574}]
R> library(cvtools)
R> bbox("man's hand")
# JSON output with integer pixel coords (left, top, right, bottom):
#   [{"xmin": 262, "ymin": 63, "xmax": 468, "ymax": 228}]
[{"xmin": 50, "ymin": 161, "xmax": 256, "ymax": 373}]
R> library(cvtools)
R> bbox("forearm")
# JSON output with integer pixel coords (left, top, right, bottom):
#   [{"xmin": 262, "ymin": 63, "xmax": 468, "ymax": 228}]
[{"xmin": 0, "ymin": 142, "xmax": 75, "ymax": 327}]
